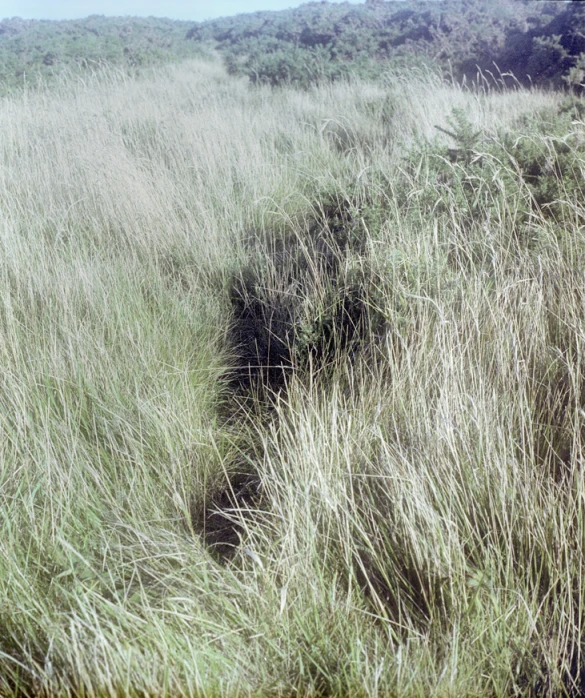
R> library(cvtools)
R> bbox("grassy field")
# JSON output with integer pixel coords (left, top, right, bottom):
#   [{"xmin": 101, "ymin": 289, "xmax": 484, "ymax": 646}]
[{"xmin": 1, "ymin": 56, "xmax": 585, "ymax": 696}]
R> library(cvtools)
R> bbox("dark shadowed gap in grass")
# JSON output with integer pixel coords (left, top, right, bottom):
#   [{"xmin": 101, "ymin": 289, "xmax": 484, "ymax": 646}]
[
  {"xmin": 194, "ymin": 197, "xmax": 388, "ymax": 562},
  {"xmin": 226, "ymin": 198, "xmax": 386, "ymax": 400}
]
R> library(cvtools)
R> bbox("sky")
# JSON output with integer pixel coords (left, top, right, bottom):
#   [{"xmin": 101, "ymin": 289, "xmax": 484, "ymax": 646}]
[{"xmin": 0, "ymin": 0, "xmax": 362, "ymax": 22}]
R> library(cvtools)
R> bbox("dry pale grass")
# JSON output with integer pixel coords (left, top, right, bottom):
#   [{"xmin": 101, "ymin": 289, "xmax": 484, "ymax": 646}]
[{"xmin": 0, "ymin": 56, "xmax": 582, "ymax": 696}]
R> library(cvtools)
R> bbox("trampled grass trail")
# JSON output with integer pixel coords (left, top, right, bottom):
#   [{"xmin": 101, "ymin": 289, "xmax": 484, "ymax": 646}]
[{"xmin": 0, "ymin": 58, "xmax": 584, "ymax": 696}]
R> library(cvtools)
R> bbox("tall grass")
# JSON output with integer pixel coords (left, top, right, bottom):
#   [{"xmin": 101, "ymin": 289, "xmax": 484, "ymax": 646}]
[{"xmin": 0, "ymin": 56, "xmax": 583, "ymax": 695}]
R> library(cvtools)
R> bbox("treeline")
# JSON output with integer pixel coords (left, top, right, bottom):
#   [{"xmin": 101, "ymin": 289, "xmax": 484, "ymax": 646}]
[
  {"xmin": 1, "ymin": 1, "xmax": 584, "ymax": 94},
  {"xmin": 187, "ymin": 0, "xmax": 585, "ymax": 89},
  {"xmin": 0, "ymin": 15, "xmax": 205, "ymax": 93}
]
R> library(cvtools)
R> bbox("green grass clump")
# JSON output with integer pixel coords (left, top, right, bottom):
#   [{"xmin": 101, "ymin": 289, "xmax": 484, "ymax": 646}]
[{"xmin": 1, "ymin": 57, "xmax": 585, "ymax": 696}]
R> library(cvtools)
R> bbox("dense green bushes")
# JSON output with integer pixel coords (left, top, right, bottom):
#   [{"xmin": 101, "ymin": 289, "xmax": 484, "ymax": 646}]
[
  {"xmin": 0, "ymin": 15, "xmax": 206, "ymax": 93},
  {"xmin": 186, "ymin": 0, "xmax": 585, "ymax": 90},
  {"xmin": 2, "ymin": 1, "xmax": 585, "ymax": 94}
]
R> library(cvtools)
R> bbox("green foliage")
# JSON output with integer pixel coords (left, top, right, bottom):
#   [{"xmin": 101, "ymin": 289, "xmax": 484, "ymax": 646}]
[
  {"xmin": 564, "ymin": 52, "xmax": 585, "ymax": 90},
  {"xmin": 501, "ymin": 109, "xmax": 585, "ymax": 226},
  {"xmin": 400, "ymin": 101, "xmax": 585, "ymax": 248},
  {"xmin": 186, "ymin": 0, "xmax": 531, "ymax": 88},
  {"xmin": 226, "ymin": 45, "xmax": 352, "ymax": 88},
  {"xmin": 496, "ymin": 1, "xmax": 585, "ymax": 90},
  {"xmin": 435, "ymin": 107, "xmax": 483, "ymax": 161},
  {"xmin": 184, "ymin": 0, "xmax": 585, "ymax": 90},
  {"xmin": 0, "ymin": 15, "xmax": 206, "ymax": 93},
  {"xmin": 196, "ymin": 1, "xmax": 407, "ymax": 87},
  {"xmin": 2, "ymin": 1, "xmax": 584, "ymax": 93},
  {"xmin": 527, "ymin": 34, "xmax": 572, "ymax": 86}
]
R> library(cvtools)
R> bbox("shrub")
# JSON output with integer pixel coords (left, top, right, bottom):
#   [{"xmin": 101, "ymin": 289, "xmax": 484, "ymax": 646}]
[{"xmin": 400, "ymin": 102, "xmax": 585, "ymax": 250}]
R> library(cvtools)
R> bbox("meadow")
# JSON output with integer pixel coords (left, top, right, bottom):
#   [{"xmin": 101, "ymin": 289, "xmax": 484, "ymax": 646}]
[{"xmin": 0, "ymin": 56, "xmax": 585, "ymax": 696}]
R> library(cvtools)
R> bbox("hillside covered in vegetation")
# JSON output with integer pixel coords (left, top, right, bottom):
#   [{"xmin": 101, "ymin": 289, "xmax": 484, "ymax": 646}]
[
  {"xmin": 187, "ymin": 0, "xmax": 585, "ymax": 88},
  {"xmin": 1, "ymin": 1, "xmax": 585, "ymax": 94},
  {"xmin": 0, "ymin": 14, "xmax": 205, "ymax": 92}
]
